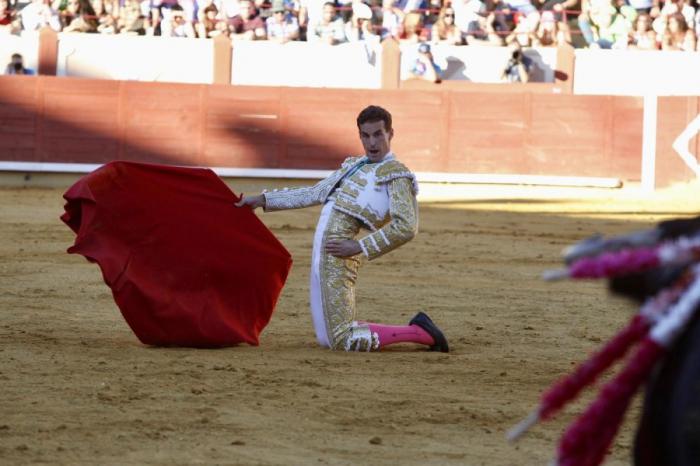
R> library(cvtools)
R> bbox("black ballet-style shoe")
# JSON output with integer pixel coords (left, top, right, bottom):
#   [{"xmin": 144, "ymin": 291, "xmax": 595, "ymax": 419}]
[{"xmin": 409, "ymin": 311, "xmax": 449, "ymax": 353}]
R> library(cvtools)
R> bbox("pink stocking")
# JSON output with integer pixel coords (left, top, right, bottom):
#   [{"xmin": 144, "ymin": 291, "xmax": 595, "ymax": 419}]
[{"xmin": 367, "ymin": 323, "xmax": 434, "ymax": 349}]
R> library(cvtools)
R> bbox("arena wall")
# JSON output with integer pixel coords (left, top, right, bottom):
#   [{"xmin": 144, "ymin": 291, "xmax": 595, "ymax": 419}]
[
  {"xmin": 574, "ymin": 50, "xmax": 700, "ymax": 96},
  {"xmin": 0, "ymin": 30, "xmax": 565, "ymax": 88},
  {"xmin": 1, "ymin": 75, "xmax": 698, "ymax": 186},
  {"xmin": 56, "ymin": 33, "xmax": 215, "ymax": 84},
  {"xmin": 5, "ymin": 31, "xmax": 700, "ymax": 99}
]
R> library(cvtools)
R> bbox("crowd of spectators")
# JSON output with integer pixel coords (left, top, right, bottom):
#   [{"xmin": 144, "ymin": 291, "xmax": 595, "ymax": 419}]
[{"xmin": 1, "ymin": 0, "xmax": 699, "ymax": 50}]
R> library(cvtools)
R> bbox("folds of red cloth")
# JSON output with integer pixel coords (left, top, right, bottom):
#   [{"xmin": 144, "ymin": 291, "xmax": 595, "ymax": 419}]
[{"xmin": 61, "ymin": 161, "xmax": 292, "ymax": 348}]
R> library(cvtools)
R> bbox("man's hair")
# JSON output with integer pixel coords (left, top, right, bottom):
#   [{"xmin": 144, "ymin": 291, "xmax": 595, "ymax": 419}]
[{"xmin": 356, "ymin": 105, "xmax": 392, "ymax": 132}]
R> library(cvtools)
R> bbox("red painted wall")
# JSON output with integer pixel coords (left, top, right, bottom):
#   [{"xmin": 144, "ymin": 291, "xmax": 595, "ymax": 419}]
[{"xmin": 0, "ymin": 76, "xmax": 696, "ymax": 186}]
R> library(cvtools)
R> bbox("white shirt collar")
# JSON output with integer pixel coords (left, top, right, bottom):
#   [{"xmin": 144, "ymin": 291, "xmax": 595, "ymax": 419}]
[{"xmin": 364, "ymin": 151, "xmax": 395, "ymax": 163}]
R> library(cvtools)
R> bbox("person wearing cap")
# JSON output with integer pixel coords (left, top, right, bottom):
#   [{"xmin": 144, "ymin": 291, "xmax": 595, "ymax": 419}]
[
  {"xmin": 266, "ymin": 0, "xmax": 299, "ymax": 42},
  {"xmin": 407, "ymin": 42, "xmax": 442, "ymax": 83},
  {"xmin": 345, "ymin": 1, "xmax": 379, "ymax": 42},
  {"xmin": 235, "ymin": 105, "xmax": 449, "ymax": 353}
]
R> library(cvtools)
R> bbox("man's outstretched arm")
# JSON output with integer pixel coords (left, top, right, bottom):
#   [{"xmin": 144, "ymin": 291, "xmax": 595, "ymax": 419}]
[{"xmin": 235, "ymin": 158, "xmax": 363, "ymax": 212}]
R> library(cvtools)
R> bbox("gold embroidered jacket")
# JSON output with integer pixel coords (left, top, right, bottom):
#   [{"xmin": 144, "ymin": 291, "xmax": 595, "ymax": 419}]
[{"xmin": 263, "ymin": 155, "xmax": 419, "ymax": 261}]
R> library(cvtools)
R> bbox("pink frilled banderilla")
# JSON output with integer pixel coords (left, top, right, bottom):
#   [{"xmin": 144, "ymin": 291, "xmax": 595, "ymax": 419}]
[{"xmin": 507, "ymin": 221, "xmax": 700, "ymax": 466}]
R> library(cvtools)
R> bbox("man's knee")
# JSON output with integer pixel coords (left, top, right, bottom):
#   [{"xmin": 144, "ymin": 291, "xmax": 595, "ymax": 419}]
[{"xmin": 329, "ymin": 324, "xmax": 380, "ymax": 352}]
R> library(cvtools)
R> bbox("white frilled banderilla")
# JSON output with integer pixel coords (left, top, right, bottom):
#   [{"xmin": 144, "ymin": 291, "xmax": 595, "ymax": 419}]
[{"xmin": 507, "ymin": 218, "xmax": 700, "ymax": 466}]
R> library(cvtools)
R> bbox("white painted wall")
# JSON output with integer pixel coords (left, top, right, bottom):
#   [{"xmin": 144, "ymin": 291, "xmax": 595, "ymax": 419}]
[
  {"xmin": 230, "ymin": 41, "xmax": 383, "ymax": 88},
  {"xmin": 56, "ymin": 34, "xmax": 214, "ymax": 83},
  {"xmin": 574, "ymin": 49, "xmax": 700, "ymax": 96},
  {"xmin": 9, "ymin": 32, "xmax": 700, "ymax": 94}
]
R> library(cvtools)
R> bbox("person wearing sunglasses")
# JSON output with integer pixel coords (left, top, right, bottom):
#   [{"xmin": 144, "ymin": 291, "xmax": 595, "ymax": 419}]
[{"xmin": 431, "ymin": 5, "xmax": 463, "ymax": 44}]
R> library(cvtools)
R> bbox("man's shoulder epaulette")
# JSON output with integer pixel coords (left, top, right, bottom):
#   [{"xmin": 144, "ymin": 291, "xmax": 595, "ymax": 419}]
[
  {"xmin": 375, "ymin": 160, "xmax": 418, "ymax": 194},
  {"xmin": 375, "ymin": 160, "xmax": 412, "ymax": 178}
]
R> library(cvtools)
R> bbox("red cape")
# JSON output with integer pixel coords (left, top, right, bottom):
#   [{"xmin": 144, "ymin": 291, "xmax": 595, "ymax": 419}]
[{"xmin": 61, "ymin": 161, "xmax": 292, "ymax": 347}]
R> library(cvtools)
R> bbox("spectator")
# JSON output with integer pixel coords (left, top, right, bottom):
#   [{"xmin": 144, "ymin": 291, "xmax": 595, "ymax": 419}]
[
  {"xmin": 536, "ymin": 0, "xmax": 578, "ymax": 22},
  {"xmin": 431, "ymin": 4, "xmax": 463, "ymax": 44},
  {"xmin": 502, "ymin": 0, "xmax": 540, "ymax": 29},
  {"xmin": 628, "ymin": 11, "xmax": 657, "ymax": 48},
  {"xmin": 164, "ymin": 4, "xmax": 196, "ymax": 36},
  {"xmin": 652, "ymin": 0, "xmax": 694, "ymax": 41},
  {"xmin": 425, "ymin": 0, "xmax": 441, "ymax": 24},
  {"xmin": 337, "ymin": 0, "xmax": 353, "ymax": 22},
  {"xmin": 345, "ymin": 1, "xmax": 379, "ymax": 42},
  {"xmin": 229, "ymin": 0, "xmax": 266, "ymax": 40},
  {"xmin": 501, "ymin": 40, "xmax": 532, "ymax": 82},
  {"xmin": 380, "ymin": 0, "xmax": 403, "ymax": 38},
  {"xmin": 266, "ymin": 0, "xmax": 299, "ymax": 41},
  {"xmin": 661, "ymin": 12, "xmax": 696, "ymax": 49},
  {"xmin": 395, "ymin": 0, "xmax": 427, "ymax": 14},
  {"xmin": 452, "ymin": 0, "xmax": 485, "ymax": 39},
  {"xmin": 61, "ymin": 0, "xmax": 98, "ymax": 32},
  {"xmin": 20, "ymin": 0, "xmax": 61, "ymax": 31},
  {"xmin": 220, "ymin": 0, "xmax": 242, "ymax": 20},
  {"xmin": 92, "ymin": 0, "xmax": 118, "ymax": 33},
  {"xmin": 1, "ymin": 0, "xmax": 19, "ymax": 33},
  {"xmin": 307, "ymin": 1, "xmax": 346, "ymax": 43},
  {"xmin": 4, "ymin": 53, "xmax": 33, "ymax": 74},
  {"xmin": 504, "ymin": 13, "xmax": 537, "ymax": 45},
  {"xmin": 626, "ymin": 0, "xmax": 654, "ymax": 15},
  {"xmin": 399, "ymin": 10, "xmax": 428, "ymax": 42},
  {"xmin": 579, "ymin": 0, "xmax": 636, "ymax": 48},
  {"xmin": 484, "ymin": 0, "xmax": 513, "ymax": 33},
  {"xmin": 407, "ymin": 41, "xmax": 441, "ymax": 82},
  {"xmin": 465, "ymin": 11, "xmax": 504, "ymax": 47},
  {"xmin": 532, "ymin": 9, "xmax": 571, "ymax": 45},
  {"xmin": 298, "ymin": 0, "xmax": 327, "ymax": 32},
  {"xmin": 197, "ymin": 3, "xmax": 221, "ymax": 37},
  {"xmin": 661, "ymin": 0, "xmax": 694, "ymax": 27},
  {"xmin": 152, "ymin": 0, "xmax": 181, "ymax": 36},
  {"xmin": 117, "ymin": 0, "xmax": 149, "ymax": 34},
  {"xmin": 177, "ymin": 0, "xmax": 198, "ymax": 23}
]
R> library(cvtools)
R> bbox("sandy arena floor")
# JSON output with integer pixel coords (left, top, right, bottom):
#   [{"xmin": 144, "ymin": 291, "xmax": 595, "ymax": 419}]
[{"xmin": 1, "ymin": 180, "xmax": 698, "ymax": 465}]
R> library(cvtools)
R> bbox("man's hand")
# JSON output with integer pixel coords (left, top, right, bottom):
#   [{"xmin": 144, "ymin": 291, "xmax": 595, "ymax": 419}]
[
  {"xmin": 325, "ymin": 239, "xmax": 362, "ymax": 258},
  {"xmin": 235, "ymin": 193, "xmax": 266, "ymax": 210}
]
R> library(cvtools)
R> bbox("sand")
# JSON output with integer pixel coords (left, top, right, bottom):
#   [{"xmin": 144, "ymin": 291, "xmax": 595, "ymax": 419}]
[{"xmin": 1, "ymin": 180, "xmax": 698, "ymax": 465}]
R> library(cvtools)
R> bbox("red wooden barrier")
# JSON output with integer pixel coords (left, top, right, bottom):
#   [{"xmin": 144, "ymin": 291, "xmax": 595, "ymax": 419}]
[{"xmin": 0, "ymin": 75, "xmax": 697, "ymax": 186}]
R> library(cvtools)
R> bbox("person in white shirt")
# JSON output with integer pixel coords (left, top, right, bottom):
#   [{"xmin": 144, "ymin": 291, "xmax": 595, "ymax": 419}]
[{"xmin": 20, "ymin": 0, "xmax": 61, "ymax": 31}]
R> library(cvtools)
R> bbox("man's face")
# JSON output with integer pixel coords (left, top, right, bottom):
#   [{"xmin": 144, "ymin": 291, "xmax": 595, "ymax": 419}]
[
  {"xmin": 322, "ymin": 4, "xmax": 335, "ymax": 21},
  {"xmin": 359, "ymin": 120, "xmax": 393, "ymax": 162}
]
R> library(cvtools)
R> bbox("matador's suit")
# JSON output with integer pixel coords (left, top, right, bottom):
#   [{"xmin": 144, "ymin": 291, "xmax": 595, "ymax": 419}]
[{"xmin": 263, "ymin": 153, "xmax": 418, "ymax": 352}]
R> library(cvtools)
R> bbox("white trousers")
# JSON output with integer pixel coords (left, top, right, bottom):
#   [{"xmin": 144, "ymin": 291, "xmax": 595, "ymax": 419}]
[{"xmin": 309, "ymin": 201, "xmax": 334, "ymax": 348}]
